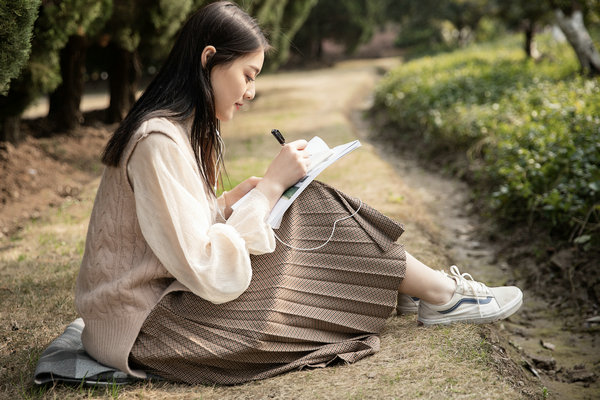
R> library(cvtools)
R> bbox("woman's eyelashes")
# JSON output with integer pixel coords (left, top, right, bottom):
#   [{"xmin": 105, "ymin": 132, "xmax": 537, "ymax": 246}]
[{"xmin": 245, "ymin": 74, "xmax": 255, "ymax": 83}]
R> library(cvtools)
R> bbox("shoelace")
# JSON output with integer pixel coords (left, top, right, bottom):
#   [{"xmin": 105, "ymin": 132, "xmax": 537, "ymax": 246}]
[{"xmin": 447, "ymin": 265, "xmax": 489, "ymax": 318}]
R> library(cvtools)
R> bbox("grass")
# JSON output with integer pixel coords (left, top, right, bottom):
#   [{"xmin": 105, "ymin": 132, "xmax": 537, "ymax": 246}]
[{"xmin": 0, "ymin": 58, "xmax": 540, "ymax": 399}]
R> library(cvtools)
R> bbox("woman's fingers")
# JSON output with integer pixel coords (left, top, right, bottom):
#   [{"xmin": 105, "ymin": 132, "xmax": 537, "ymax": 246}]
[
  {"xmin": 287, "ymin": 139, "xmax": 308, "ymax": 150},
  {"xmin": 242, "ymin": 176, "xmax": 262, "ymax": 189},
  {"xmin": 256, "ymin": 139, "xmax": 311, "ymax": 208},
  {"xmin": 222, "ymin": 176, "xmax": 263, "ymax": 218},
  {"xmin": 264, "ymin": 141, "xmax": 309, "ymax": 188},
  {"xmin": 282, "ymin": 140, "xmax": 310, "ymax": 170}
]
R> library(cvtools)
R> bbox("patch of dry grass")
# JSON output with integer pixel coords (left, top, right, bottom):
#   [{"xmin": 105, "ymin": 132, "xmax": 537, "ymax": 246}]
[{"xmin": 1, "ymin": 59, "xmax": 541, "ymax": 399}]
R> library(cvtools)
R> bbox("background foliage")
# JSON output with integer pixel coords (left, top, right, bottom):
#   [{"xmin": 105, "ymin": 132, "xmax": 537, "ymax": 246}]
[
  {"xmin": 291, "ymin": 0, "xmax": 389, "ymax": 61},
  {"xmin": 0, "ymin": 0, "xmax": 599, "ymax": 251},
  {"xmin": 373, "ymin": 33, "xmax": 600, "ymax": 249},
  {"xmin": 0, "ymin": 0, "xmax": 112, "ymax": 139},
  {"xmin": 1, "ymin": 0, "xmax": 599, "ymax": 141},
  {"xmin": 0, "ymin": 0, "xmax": 40, "ymax": 96}
]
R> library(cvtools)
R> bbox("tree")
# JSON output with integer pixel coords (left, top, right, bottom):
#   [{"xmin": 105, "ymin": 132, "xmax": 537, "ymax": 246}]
[
  {"xmin": 387, "ymin": 0, "xmax": 492, "ymax": 49},
  {"xmin": 550, "ymin": 0, "xmax": 600, "ymax": 76},
  {"xmin": 495, "ymin": 1, "xmax": 553, "ymax": 58},
  {"xmin": 245, "ymin": 0, "xmax": 318, "ymax": 70},
  {"xmin": 0, "ymin": 0, "xmax": 40, "ymax": 96},
  {"xmin": 104, "ymin": 0, "xmax": 195, "ymax": 123},
  {"xmin": 0, "ymin": 0, "xmax": 110, "ymax": 142},
  {"xmin": 1, "ymin": 0, "xmax": 319, "ymax": 140},
  {"xmin": 47, "ymin": 0, "xmax": 112, "ymax": 131},
  {"xmin": 438, "ymin": 0, "xmax": 492, "ymax": 46},
  {"xmin": 291, "ymin": 0, "xmax": 390, "ymax": 62}
]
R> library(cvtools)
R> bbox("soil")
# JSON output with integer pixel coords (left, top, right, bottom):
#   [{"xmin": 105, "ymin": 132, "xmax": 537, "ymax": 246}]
[
  {"xmin": 0, "ymin": 115, "xmax": 115, "ymax": 239},
  {"xmin": 1, "ymin": 56, "xmax": 598, "ymax": 399}
]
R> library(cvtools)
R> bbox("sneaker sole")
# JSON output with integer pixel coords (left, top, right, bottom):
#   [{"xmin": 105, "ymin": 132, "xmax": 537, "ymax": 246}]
[
  {"xmin": 417, "ymin": 291, "xmax": 523, "ymax": 326},
  {"xmin": 397, "ymin": 306, "xmax": 419, "ymax": 315}
]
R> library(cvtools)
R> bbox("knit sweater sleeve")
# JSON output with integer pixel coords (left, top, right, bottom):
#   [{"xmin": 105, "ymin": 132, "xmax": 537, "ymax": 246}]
[{"xmin": 126, "ymin": 133, "xmax": 275, "ymax": 304}]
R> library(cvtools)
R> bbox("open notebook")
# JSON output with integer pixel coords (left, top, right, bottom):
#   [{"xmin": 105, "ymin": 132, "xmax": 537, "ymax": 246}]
[{"xmin": 233, "ymin": 136, "xmax": 361, "ymax": 228}]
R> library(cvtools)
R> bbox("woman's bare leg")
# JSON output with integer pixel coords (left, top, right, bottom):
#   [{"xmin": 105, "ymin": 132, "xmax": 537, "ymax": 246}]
[{"xmin": 398, "ymin": 252, "xmax": 456, "ymax": 305}]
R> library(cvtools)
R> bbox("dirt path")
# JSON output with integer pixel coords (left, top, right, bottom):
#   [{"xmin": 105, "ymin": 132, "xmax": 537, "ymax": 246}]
[{"xmin": 1, "ymin": 58, "xmax": 570, "ymax": 399}]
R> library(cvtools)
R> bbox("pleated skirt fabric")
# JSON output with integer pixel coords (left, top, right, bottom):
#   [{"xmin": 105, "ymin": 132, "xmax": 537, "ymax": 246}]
[{"xmin": 128, "ymin": 181, "xmax": 406, "ymax": 385}]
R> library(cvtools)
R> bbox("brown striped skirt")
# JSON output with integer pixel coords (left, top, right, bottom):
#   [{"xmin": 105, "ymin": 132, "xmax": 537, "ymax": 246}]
[{"xmin": 128, "ymin": 181, "xmax": 406, "ymax": 385}]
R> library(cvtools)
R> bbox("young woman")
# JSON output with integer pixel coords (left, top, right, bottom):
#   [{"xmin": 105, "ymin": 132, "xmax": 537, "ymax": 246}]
[{"xmin": 75, "ymin": 1, "xmax": 523, "ymax": 385}]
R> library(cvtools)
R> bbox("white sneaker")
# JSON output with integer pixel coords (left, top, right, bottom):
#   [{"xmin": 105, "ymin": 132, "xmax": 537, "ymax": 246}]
[
  {"xmin": 397, "ymin": 294, "xmax": 420, "ymax": 314},
  {"xmin": 417, "ymin": 265, "xmax": 523, "ymax": 325}
]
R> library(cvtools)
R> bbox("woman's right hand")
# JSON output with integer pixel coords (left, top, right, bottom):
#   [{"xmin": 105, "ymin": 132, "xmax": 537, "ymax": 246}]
[{"xmin": 256, "ymin": 140, "xmax": 309, "ymax": 209}]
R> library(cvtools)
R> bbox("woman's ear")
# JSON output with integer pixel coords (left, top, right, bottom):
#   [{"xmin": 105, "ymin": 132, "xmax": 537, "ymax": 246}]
[{"xmin": 201, "ymin": 45, "xmax": 217, "ymax": 68}]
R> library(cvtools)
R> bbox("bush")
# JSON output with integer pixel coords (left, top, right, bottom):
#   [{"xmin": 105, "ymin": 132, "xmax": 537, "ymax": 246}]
[
  {"xmin": 0, "ymin": 0, "xmax": 40, "ymax": 95},
  {"xmin": 373, "ymin": 34, "xmax": 600, "ymax": 248}
]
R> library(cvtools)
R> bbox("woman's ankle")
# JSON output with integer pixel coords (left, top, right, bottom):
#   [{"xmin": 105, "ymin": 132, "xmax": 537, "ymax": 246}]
[{"xmin": 422, "ymin": 278, "xmax": 456, "ymax": 306}]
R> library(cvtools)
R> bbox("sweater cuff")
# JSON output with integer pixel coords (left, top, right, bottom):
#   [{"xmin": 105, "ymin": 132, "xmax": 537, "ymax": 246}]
[{"xmin": 226, "ymin": 189, "xmax": 275, "ymax": 254}]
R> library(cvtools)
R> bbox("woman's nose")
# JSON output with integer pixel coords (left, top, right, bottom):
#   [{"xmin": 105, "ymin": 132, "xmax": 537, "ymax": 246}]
[{"xmin": 244, "ymin": 83, "xmax": 255, "ymax": 100}]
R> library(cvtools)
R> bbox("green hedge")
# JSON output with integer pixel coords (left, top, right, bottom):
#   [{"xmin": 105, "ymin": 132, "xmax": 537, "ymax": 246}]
[{"xmin": 373, "ymin": 35, "xmax": 600, "ymax": 248}]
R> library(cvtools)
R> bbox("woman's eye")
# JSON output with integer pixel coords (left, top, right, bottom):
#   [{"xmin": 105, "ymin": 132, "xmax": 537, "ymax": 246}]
[{"xmin": 245, "ymin": 75, "xmax": 255, "ymax": 83}]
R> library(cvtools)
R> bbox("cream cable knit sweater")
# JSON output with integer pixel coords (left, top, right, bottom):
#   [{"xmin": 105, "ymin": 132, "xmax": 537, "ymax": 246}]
[{"xmin": 75, "ymin": 118, "xmax": 275, "ymax": 377}]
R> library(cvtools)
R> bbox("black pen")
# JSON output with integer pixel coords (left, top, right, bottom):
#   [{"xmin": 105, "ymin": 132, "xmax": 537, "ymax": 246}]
[{"xmin": 271, "ymin": 129, "xmax": 285, "ymax": 146}]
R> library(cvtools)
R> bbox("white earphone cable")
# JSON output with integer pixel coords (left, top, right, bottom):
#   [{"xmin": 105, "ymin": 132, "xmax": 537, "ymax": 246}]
[{"xmin": 273, "ymin": 199, "xmax": 363, "ymax": 251}]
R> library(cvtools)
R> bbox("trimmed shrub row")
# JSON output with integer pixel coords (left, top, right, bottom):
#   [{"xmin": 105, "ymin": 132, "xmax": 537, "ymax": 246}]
[{"xmin": 373, "ymin": 35, "xmax": 599, "ymax": 249}]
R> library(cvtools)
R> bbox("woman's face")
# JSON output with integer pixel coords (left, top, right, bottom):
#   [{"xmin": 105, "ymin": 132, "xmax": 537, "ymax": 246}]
[{"xmin": 210, "ymin": 49, "xmax": 264, "ymax": 122}]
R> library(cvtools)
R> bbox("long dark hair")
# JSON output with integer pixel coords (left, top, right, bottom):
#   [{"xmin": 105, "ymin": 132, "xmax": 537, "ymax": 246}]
[{"xmin": 101, "ymin": 1, "xmax": 270, "ymax": 192}]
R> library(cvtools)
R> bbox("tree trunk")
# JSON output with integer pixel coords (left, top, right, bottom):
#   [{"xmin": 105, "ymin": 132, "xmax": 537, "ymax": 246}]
[
  {"xmin": 0, "ymin": 116, "xmax": 23, "ymax": 143},
  {"xmin": 106, "ymin": 44, "xmax": 140, "ymax": 123},
  {"xmin": 554, "ymin": 8, "xmax": 600, "ymax": 76},
  {"xmin": 523, "ymin": 19, "xmax": 540, "ymax": 59},
  {"xmin": 316, "ymin": 38, "xmax": 323, "ymax": 60},
  {"xmin": 0, "ymin": 68, "xmax": 37, "ymax": 144},
  {"xmin": 48, "ymin": 34, "xmax": 87, "ymax": 132}
]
